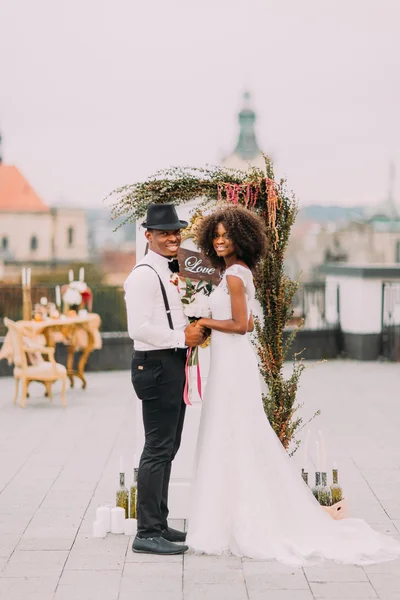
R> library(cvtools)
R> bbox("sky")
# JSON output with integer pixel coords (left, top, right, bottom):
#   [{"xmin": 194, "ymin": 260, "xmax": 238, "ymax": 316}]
[{"xmin": 0, "ymin": 0, "xmax": 399, "ymax": 210}]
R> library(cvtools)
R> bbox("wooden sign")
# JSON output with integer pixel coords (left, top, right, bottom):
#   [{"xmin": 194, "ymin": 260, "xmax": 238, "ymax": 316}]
[{"xmin": 178, "ymin": 248, "xmax": 220, "ymax": 285}]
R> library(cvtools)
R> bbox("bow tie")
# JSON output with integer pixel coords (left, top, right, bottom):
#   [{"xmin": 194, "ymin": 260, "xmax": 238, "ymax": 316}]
[{"xmin": 168, "ymin": 258, "xmax": 180, "ymax": 273}]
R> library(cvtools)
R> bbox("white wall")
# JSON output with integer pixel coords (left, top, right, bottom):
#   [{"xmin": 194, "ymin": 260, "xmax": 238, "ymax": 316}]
[
  {"xmin": 52, "ymin": 208, "xmax": 89, "ymax": 262},
  {"xmin": 325, "ymin": 280, "xmax": 340, "ymax": 326},
  {"xmin": 0, "ymin": 212, "xmax": 53, "ymax": 262},
  {"xmin": 0, "ymin": 208, "xmax": 89, "ymax": 264},
  {"xmin": 382, "ymin": 282, "xmax": 400, "ymax": 326},
  {"xmin": 326, "ymin": 274, "xmax": 391, "ymax": 334}
]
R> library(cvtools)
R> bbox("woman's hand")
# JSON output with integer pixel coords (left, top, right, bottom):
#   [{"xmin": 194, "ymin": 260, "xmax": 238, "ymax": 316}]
[
  {"xmin": 248, "ymin": 311, "xmax": 254, "ymax": 332},
  {"xmin": 195, "ymin": 318, "xmax": 211, "ymax": 341}
]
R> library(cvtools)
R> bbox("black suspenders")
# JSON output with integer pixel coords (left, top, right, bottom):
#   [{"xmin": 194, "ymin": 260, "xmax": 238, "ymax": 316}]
[{"xmin": 134, "ymin": 264, "xmax": 174, "ymax": 330}]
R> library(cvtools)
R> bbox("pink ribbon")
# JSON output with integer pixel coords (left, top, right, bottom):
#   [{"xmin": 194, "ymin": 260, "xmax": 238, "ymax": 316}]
[{"xmin": 183, "ymin": 348, "xmax": 202, "ymax": 406}]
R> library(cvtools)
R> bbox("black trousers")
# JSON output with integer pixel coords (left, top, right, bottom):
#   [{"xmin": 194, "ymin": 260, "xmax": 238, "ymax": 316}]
[{"xmin": 131, "ymin": 348, "xmax": 187, "ymax": 538}]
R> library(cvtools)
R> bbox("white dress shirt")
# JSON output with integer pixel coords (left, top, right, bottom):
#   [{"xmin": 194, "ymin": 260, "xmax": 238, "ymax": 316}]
[{"xmin": 124, "ymin": 250, "xmax": 187, "ymax": 351}]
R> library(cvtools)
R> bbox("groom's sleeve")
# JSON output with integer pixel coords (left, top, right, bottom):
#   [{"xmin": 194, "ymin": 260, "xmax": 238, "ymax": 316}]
[{"xmin": 124, "ymin": 268, "xmax": 186, "ymax": 349}]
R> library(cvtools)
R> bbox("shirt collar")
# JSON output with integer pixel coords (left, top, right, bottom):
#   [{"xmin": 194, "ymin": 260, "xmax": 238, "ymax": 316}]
[{"xmin": 147, "ymin": 249, "xmax": 173, "ymax": 270}]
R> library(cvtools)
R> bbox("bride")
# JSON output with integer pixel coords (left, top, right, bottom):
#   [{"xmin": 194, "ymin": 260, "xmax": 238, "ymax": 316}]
[{"xmin": 186, "ymin": 204, "xmax": 400, "ymax": 566}]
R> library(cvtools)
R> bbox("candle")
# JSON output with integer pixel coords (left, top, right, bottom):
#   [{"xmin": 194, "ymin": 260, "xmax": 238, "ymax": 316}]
[
  {"xmin": 333, "ymin": 461, "xmax": 338, "ymax": 470},
  {"xmin": 55, "ymin": 285, "xmax": 61, "ymax": 307},
  {"xmin": 27, "ymin": 268, "xmax": 31, "ymax": 286},
  {"xmin": 315, "ymin": 440, "xmax": 321, "ymax": 472},
  {"xmin": 133, "ymin": 454, "xmax": 138, "ymax": 468},
  {"xmin": 68, "ymin": 269, "xmax": 74, "ymax": 283},
  {"xmin": 124, "ymin": 518, "xmax": 137, "ymax": 536},
  {"xmin": 318, "ymin": 430, "xmax": 327, "ymax": 472},
  {"xmin": 21, "ymin": 267, "xmax": 26, "ymax": 286},
  {"xmin": 79, "ymin": 267, "xmax": 85, "ymax": 282},
  {"xmin": 92, "ymin": 520, "xmax": 106, "ymax": 538},
  {"xmin": 303, "ymin": 429, "xmax": 310, "ymax": 470},
  {"xmin": 110, "ymin": 507, "xmax": 125, "ymax": 534},
  {"xmin": 40, "ymin": 297, "xmax": 48, "ymax": 306},
  {"xmin": 119, "ymin": 456, "xmax": 124, "ymax": 474},
  {"xmin": 96, "ymin": 506, "xmax": 111, "ymax": 533}
]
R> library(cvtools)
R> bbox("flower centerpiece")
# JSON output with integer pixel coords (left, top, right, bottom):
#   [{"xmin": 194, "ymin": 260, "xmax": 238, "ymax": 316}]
[
  {"xmin": 62, "ymin": 284, "xmax": 83, "ymax": 313},
  {"xmin": 62, "ymin": 281, "xmax": 92, "ymax": 314}
]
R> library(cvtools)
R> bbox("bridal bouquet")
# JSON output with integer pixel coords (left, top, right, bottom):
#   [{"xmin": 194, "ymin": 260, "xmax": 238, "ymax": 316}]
[
  {"xmin": 180, "ymin": 278, "xmax": 213, "ymax": 404},
  {"xmin": 182, "ymin": 278, "xmax": 212, "ymax": 314},
  {"xmin": 181, "ymin": 277, "xmax": 212, "ymax": 321}
]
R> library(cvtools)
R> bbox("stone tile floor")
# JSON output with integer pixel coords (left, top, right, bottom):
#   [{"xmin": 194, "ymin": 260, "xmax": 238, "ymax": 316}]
[{"xmin": 0, "ymin": 360, "xmax": 400, "ymax": 599}]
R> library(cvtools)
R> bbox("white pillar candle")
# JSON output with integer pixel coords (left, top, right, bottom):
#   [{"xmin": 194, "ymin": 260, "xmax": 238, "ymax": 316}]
[
  {"xmin": 315, "ymin": 440, "xmax": 321, "ymax": 472},
  {"xmin": 79, "ymin": 267, "xmax": 85, "ymax": 282},
  {"xmin": 303, "ymin": 429, "xmax": 310, "ymax": 469},
  {"xmin": 318, "ymin": 430, "xmax": 327, "ymax": 472},
  {"xmin": 124, "ymin": 518, "xmax": 137, "ymax": 536},
  {"xmin": 119, "ymin": 456, "xmax": 124, "ymax": 474},
  {"xmin": 22, "ymin": 267, "xmax": 26, "ymax": 286},
  {"xmin": 92, "ymin": 520, "xmax": 106, "ymax": 538},
  {"xmin": 26, "ymin": 268, "xmax": 31, "ymax": 286},
  {"xmin": 96, "ymin": 506, "xmax": 111, "ymax": 533},
  {"xmin": 111, "ymin": 507, "xmax": 125, "ymax": 534},
  {"xmin": 333, "ymin": 461, "xmax": 338, "ymax": 470},
  {"xmin": 55, "ymin": 285, "xmax": 61, "ymax": 308},
  {"xmin": 68, "ymin": 269, "xmax": 74, "ymax": 283}
]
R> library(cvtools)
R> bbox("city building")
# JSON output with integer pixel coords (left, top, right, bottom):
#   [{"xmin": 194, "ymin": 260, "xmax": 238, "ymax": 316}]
[
  {"xmin": 285, "ymin": 165, "xmax": 400, "ymax": 282},
  {"xmin": 0, "ymin": 137, "xmax": 88, "ymax": 280}
]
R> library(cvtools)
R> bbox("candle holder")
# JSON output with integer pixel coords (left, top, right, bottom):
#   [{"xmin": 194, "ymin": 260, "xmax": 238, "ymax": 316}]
[{"xmin": 22, "ymin": 284, "xmax": 32, "ymax": 321}]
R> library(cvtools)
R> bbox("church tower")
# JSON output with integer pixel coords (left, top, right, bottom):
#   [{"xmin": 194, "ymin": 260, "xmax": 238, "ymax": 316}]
[{"xmin": 221, "ymin": 92, "xmax": 266, "ymax": 171}]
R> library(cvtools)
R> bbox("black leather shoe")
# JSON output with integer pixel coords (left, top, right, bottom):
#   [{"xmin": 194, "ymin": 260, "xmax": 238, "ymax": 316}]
[
  {"xmin": 132, "ymin": 535, "xmax": 188, "ymax": 555},
  {"xmin": 161, "ymin": 527, "xmax": 187, "ymax": 543}
]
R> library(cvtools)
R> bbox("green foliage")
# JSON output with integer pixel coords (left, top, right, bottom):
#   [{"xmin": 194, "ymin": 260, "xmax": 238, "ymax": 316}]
[
  {"xmin": 108, "ymin": 164, "xmax": 261, "ymax": 227},
  {"xmin": 181, "ymin": 278, "xmax": 213, "ymax": 305}
]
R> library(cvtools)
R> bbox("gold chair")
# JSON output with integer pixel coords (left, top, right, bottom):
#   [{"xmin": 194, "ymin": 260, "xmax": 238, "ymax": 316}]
[{"xmin": 4, "ymin": 318, "xmax": 67, "ymax": 408}]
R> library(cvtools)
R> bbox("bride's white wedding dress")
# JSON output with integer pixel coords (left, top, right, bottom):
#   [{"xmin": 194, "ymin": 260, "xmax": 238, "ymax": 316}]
[{"xmin": 186, "ymin": 264, "xmax": 400, "ymax": 566}]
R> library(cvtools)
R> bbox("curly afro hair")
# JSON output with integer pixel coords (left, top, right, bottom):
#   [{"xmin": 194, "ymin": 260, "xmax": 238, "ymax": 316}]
[{"xmin": 196, "ymin": 204, "xmax": 268, "ymax": 272}]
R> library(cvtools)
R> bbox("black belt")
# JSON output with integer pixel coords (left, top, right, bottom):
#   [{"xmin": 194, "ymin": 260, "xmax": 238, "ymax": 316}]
[{"xmin": 133, "ymin": 348, "xmax": 187, "ymax": 359}]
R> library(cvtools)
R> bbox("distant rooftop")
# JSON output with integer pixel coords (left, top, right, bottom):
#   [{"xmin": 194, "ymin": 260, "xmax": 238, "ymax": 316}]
[{"xmin": 0, "ymin": 165, "xmax": 49, "ymax": 213}]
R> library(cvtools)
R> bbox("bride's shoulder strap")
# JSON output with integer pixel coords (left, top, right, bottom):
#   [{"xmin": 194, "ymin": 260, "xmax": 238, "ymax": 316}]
[{"xmin": 225, "ymin": 264, "xmax": 251, "ymax": 287}]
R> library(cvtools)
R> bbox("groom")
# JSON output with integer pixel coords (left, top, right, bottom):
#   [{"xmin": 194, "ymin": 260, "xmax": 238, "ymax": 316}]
[{"xmin": 124, "ymin": 203, "xmax": 205, "ymax": 555}]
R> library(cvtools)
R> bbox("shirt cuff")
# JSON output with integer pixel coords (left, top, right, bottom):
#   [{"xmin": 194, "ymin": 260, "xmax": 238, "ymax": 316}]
[{"xmin": 175, "ymin": 331, "xmax": 186, "ymax": 348}]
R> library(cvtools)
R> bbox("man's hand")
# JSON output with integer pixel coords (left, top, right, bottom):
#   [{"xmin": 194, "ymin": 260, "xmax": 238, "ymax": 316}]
[{"xmin": 184, "ymin": 322, "xmax": 205, "ymax": 347}]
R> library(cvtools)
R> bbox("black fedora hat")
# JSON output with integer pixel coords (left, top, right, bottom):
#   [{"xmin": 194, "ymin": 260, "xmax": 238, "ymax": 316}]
[{"xmin": 142, "ymin": 203, "xmax": 188, "ymax": 230}]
